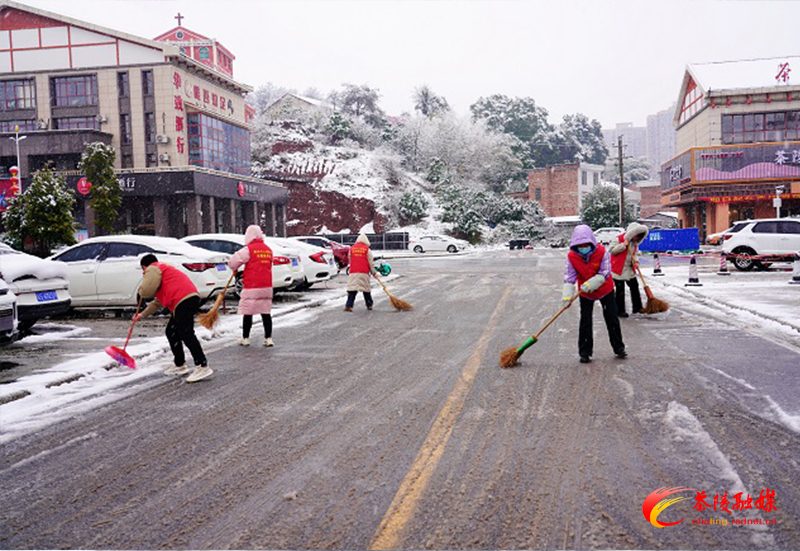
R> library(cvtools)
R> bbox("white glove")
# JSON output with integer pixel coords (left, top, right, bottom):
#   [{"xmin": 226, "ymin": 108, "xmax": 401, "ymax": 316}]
[
  {"xmin": 581, "ymin": 274, "xmax": 606, "ymax": 293},
  {"xmin": 561, "ymin": 283, "xmax": 575, "ymax": 308}
]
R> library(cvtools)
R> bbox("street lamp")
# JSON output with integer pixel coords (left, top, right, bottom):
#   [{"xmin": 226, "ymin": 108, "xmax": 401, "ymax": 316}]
[
  {"xmin": 8, "ymin": 124, "xmax": 27, "ymax": 194},
  {"xmin": 775, "ymin": 185, "xmax": 785, "ymax": 219}
]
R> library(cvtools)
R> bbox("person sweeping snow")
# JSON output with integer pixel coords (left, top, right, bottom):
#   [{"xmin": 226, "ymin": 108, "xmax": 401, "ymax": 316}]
[
  {"xmin": 562, "ymin": 224, "xmax": 626, "ymax": 364},
  {"xmin": 134, "ymin": 254, "xmax": 212, "ymax": 382},
  {"xmin": 610, "ymin": 222, "xmax": 649, "ymax": 317},
  {"xmin": 344, "ymin": 234, "xmax": 376, "ymax": 312},
  {"xmin": 228, "ymin": 225, "xmax": 275, "ymax": 347}
]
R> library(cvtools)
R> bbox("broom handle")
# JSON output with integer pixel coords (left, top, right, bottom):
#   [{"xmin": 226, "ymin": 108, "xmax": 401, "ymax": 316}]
[
  {"xmin": 123, "ymin": 296, "xmax": 143, "ymax": 351},
  {"xmin": 373, "ymin": 273, "xmax": 390, "ymax": 293},
  {"xmin": 534, "ymin": 292, "xmax": 580, "ymax": 339},
  {"xmin": 628, "ymin": 244, "xmax": 648, "ymax": 287}
]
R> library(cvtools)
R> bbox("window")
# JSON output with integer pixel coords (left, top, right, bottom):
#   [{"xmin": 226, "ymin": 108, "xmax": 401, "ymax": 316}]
[
  {"xmin": 0, "ymin": 79, "xmax": 36, "ymax": 111},
  {"xmin": 779, "ymin": 221, "xmax": 800, "ymax": 235},
  {"xmin": 106, "ymin": 243, "xmax": 152, "ymax": 258},
  {"xmin": 581, "ymin": 171, "xmax": 588, "ymax": 186},
  {"xmin": 121, "ymin": 152, "xmax": 133, "ymax": 168},
  {"xmin": 54, "ymin": 117, "xmax": 100, "ymax": 130},
  {"xmin": 186, "ymin": 112, "xmax": 251, "ymax": 175},
  {"xmin": 144, "ymin": 112, "xmax": 156, "ymax": 143},
  {"xmin": 535, "ymin": 188, "xmax": 542, "ymax": 201},
  {"xmin": 0, "ymin": 120, "xmax": 36, "ymax": 133},
  {"xmin": 752, "ymin": 221, "xmax": 778, "ymax": 234},
  {"xmin": 54, "ymin": 243, "xmax": 105, "ymax": 262},
  {"xmin": 117, "ymin": 72, "xmax": 129, "ymax": 97},
  {"xmin": 146, "ymin": 152, "xmax": 158, "ymax": 167},
  {"xmin": 51, "ymin": 75, "xmax": 98, "ymax": 107},
  {"xmin": 141, "ymin": 70, "xmax": 154, "ymax": 96},
  {"xmin": 722, "ymin": 110, "xmax": 800, "ymax": 144},
  {"xmin": 120, "ymin": 114, "xmax": 132, "ymax": 144},
  {"xmin": 198, "ymin": 47, "xmax": 209, "ymax": 60},
  {"xmin": 593, "ymin": 172, "xmax": 599, "ymax": 185}
]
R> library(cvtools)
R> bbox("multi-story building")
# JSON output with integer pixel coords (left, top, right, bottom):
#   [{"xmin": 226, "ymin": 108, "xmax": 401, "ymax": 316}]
[
  {"xmin": 0, "ymin": 1, "xmax": 286, "ymax": 238},
  {"xmin": 525, "ymin": 162, "xmax": 609, "ymax": 217},
  {"xmin": 603, "ymin": 122, "xmax": 648, "ymax": 162},
  {"xmin": 661, "ymin": 56, "xmax": 800, "ymax": 238},
  {"xmin": 646, "ymin": 105, "xmax": 677, "ymax": 178}
]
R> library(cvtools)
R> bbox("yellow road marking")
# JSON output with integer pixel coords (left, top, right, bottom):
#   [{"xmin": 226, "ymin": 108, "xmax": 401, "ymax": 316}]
[{"xmin": 369, "ymin": 286, "xmax": 513, "ymax": 550}]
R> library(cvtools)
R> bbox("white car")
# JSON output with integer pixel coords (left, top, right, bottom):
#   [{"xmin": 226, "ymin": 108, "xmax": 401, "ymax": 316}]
[
  {"xmin": 0, "ymin": 244, "xmax": 72, "ymax": 330},
  {"xmin": 268, "ymin": 237, "xmax": 336, "ymax": 290},
  {"xmin": 181, "ymin": 233, "xmax": 303, "ymax": 293},
  {"xmin": 594, "ymin": 227, "xmax": 625, "ymax": 246},
  {"xmin": 0, "ymin": 278, "xmax": 18, "ymax": 344},
  {"xmin": 49, "ymin": 235, "xmax": 231, "ymax": 307},
  {"xmin": 409, "ymin": 235, "xmax": 468, "ymax": 254},
  {"xmin": 722, "ymin": 218, "xmax": 800, "ymax": 271},
  {"xmin": 291, "ymin": 235, "xmax": 351, "ymax": 269}
]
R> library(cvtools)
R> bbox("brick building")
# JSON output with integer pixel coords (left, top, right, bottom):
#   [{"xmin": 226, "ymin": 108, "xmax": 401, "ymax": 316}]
[
  {"xmin": 0, "ymin": 1, "xmax": 286, "ymax": 237},
  {"xmin": 525, "ymin": 162, "xmax": 606, "ymax": 217},
  {"xmin": 661, "ymin": 56, "xmax": 800, "ymax": 238}
]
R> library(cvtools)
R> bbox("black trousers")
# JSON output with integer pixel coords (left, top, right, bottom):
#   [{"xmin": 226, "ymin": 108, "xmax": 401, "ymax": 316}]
[
  {"xmin": 614, "ymin": 278, "xmax": 643, "ymax": 314},
  {"xmin": 165, "ymin": 296, "xmax": 207, "ymax": 367},
  {"xmin": 243, "ymin": 314, "xmax": 272, "ymax": 338},
  {"xmin": 345, "ymin": 291, "xmax": 373, "ymax": 308},
  {"xmin": 579, "ymin": 292, "xmax": 625, "ymax": 358}
]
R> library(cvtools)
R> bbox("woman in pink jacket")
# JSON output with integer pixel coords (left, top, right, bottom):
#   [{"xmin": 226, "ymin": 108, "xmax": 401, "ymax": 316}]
[{"xmin": 228, "ymin": 225, "xmax": 274, "ymax": 347}]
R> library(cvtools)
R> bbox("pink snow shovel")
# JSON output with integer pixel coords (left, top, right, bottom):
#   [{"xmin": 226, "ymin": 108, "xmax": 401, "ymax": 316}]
[{"xmin": 105, "ymin": 297, "xmax": 142, "ymax": 369}]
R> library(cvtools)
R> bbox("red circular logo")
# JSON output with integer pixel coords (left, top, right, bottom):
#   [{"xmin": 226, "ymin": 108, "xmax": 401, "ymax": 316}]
[
  {"xmin": 77, "ymin": 177, "xmax": 92, "ymax": 196},
  {"xmin": 237, "ymin": 182, "xmax": 245, "ymax": 197}
]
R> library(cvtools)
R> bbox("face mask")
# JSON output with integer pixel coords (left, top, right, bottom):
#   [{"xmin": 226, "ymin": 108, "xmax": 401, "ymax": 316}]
[{"xmin": 577, "ymin": 246, "xmax": 592, "ymax": 255}]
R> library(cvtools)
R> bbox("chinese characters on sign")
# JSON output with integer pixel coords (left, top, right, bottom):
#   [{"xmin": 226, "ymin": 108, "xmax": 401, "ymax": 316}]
[
  {"xmin": 775, "ymin": 149, "xmax": 800, "ymax": 165},
  {"xmin": 700, "ymin": 151, "xmax": 744, "ymax": 160},
  {"xmin": 693, "ymin": 489, "xmax": 776, "ymax": 514},
  {"xmin": 669, "ymin": 165, "xmax": 683, "ymax": 182},
  {"xmin": 776, "ymin": 62, "xmax": 791, "ymax": 84}
]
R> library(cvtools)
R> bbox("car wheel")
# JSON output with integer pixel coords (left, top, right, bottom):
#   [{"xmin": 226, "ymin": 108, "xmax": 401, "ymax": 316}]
[
  {"xmin": 447, "ymin": 245, "xmax": 457, "ymax": 253},
  {"xmin": 732, "ymin": 247, "xmax": 756, "ymax": 271},
  {"xmin": 17, "ymin": 319, "xmax": 36, "ymax": 332},
  {"xmin": 413, "ymin": 245, "xmax": 424, "ymax": 253}
]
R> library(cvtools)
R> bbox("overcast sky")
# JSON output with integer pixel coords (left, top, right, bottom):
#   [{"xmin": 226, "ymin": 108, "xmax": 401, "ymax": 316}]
[{"xmin": 14, "ymin": 0, "xmax": 800, "ymax": 128}]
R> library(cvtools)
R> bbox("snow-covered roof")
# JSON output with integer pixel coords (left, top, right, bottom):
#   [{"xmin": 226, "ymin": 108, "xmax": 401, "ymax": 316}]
[
  {"xmin": 545, "ymin": 215, "xmax": 582, "ymax": 223},
  {"xmin": 267, "ymin": 93, "xmax": 332, "ymax": 111},
  {"xmin": 689, "ymin": 56, "xmax": 800, "ymax": 93}
]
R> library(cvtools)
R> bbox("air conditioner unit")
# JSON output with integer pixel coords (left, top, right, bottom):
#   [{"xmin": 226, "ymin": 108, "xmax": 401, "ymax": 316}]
[
  {"xmin": 156, "ymin": 134, "xmax": 170, "ymax": 144},
  {"xmin": 158, "ymin": 153, "xmax": 170, "ymax": 163},
  {"xmin": 37, "ymin": 119, "xmax": 49, "ymax": 130},
  {"xmin": 95, "ymin": 115, "xmax": 107, "ymax": 123}
]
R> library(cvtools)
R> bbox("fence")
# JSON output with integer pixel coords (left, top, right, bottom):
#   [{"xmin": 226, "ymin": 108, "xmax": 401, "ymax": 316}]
[{"xmin": 324, "ymin": 232, "xmax": 409, "ymax": 250}]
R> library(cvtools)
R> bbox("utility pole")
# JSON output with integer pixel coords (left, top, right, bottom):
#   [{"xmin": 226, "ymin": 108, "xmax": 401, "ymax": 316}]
[{"xmin": 618, "ymin": 136, "xmax": 625, "ymax": 227}]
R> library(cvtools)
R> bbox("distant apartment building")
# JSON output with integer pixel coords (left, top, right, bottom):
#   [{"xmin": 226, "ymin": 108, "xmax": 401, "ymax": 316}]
[
  {"xmin": 0, "ymin": 1, "xmax": 285, "ymax": 238},
  {"xmin": 603, "ymin": 122, "xmax": 648, "ymax": 161},
  {"xmin": 646, "ymin": 105, "xmax": 677, "ymax": 178}
]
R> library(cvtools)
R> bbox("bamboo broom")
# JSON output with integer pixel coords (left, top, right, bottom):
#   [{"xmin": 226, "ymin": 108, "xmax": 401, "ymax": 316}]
[
  {"xmin": 197, "ymin": 271, "xmax": 236, "ymax": 329},
  {"xmin": 373, "ymin": 274, "xmax": 413, "ymax": 311}
]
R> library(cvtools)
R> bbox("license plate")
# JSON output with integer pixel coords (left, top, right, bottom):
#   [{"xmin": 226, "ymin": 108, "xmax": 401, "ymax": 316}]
[
  {"xmin": 292, "ymin": 258, "xmax": 299, "ymax": 267},
  {"xmin": 328, "ymin": 258, "xmax": 334, "ymax": 265},
  {"xmin": 36, "ymin": 290, "xmax": 58, "ymax": 302},
  {"xmin": 217, "ymin": 264, "xmax": 227, "ymax": 271}
]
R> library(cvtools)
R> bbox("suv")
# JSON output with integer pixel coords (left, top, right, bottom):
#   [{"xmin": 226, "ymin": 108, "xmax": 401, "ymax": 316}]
[
  {"xmin": 594, "ymin": 227, "xmax": 625, "ymax": 245},
  {"xmin": 721, "ymin": 218, "xmax": 800, "ymax": 271}
]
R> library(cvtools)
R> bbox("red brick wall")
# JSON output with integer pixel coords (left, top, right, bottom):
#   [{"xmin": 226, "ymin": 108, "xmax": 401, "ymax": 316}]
[
  {"xmin": 528, "ymin": 164, "xmax": 579, "ymax": 217},
  {"xmin": 637, "ymin": 185, "xmax": 664, "ymax": 218},
  {"xmin": 286, "ymin": 181, "xmax": 386, "ymax": 236}
]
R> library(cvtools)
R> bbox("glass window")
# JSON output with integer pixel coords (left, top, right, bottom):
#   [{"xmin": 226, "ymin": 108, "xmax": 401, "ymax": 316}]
[
  {"xmin": 535, "ymin": 188, "xmax": 541, "ymax": 201},
  {"xmin": 186, "ymin": 112, "xmax": 251, "ymax": 175},
  {"xmin": 0, "ymin": 79, "xmax": 36, "ymax": 111},
  {"xmin": 141, "ymin": 70, "xmax": 154, "ymax": 96},
  {"xmin": 54, "ymin": 117, "xmax": 100, "ymax": 130},
  {"xmin": 199, "ymin": 47, "xmax": 210, "ymax": 60},
  {"xmin": 146, "ymin": 152, "xmax": 158, "ymax": 167},
  {"xmin": 779, "ymin": 221, "xmax": 800, "ymax": 235},
  {"xmin": 55, "ymin": 243, "xmax": 105, "ymax": 262},
  {"xmin": 51, "ymin": 75, "xmax": 98, "ymax": 107},
  {"xmin": 0, "ymin": 120, "xmax": 36, "ymax": 133},
  {"xmin": 144, "ymin": 112, "xmax": 156, "ymax": 143},
  {"xmin": 120, "ymin": 114, "xmax": 132, "ymax": 144},
  {"xmin": 752, "ymin": 221, "xmax": 778, "ymax": 234},
  {"xmin": 722, "ymin": 110, "xmax": 800, "ymax": 144},
  {"xmin": 121, "ymin": 153, "xmax": 133, "ymax": 169},
  {"xmin": 117, "ymin": 72, "xmax": 129, "ymax": 97}
]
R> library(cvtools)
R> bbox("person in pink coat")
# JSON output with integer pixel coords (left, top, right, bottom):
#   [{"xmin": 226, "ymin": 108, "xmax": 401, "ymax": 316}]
[{"xmin": 228, "ymin": 225, "xmax": 275, "ymax": 347}]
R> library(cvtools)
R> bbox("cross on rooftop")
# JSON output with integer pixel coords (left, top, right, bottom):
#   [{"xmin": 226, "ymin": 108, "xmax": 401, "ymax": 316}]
[{"xmin": 175, "ymin": 13, "xmax": 184, "ymax": 26}]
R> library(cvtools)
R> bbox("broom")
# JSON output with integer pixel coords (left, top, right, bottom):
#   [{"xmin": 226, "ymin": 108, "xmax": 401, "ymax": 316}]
[
  {"xmin": 630, "ymin": 245, "xmax": 669, "ymax": 314},
  {"xmin": 373, "ymin": 274, "xmax": 413, "ymax": 311},
  {"xmin": 500, "ymin": 292, "xmax": 579, "ymax": 368},
  {"xmin": 197, "ymin": 271, "xmax": 237, "ymax": 329}
]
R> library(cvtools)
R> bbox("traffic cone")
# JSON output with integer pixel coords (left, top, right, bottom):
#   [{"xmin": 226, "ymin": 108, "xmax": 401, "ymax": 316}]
[
  {"xmin": 790, "ymin": 255, "xmax": 800, "ymax": 285},
  {"xmin": 685, "ymin": 256, "xmax": 703, "ymax": 286},
  {"xmin": 652, "ymin": 253, "xmax": 665, "ymax": 276},
  {"xmin": 717, "ymin": 252, "xmax": 731, "ymax": 276}
]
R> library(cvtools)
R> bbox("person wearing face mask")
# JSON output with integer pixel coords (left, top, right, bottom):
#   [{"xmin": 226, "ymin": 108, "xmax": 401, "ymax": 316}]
[{"xmin": 561, "ymin": 224, "xmax": 626, "ymax": 363}]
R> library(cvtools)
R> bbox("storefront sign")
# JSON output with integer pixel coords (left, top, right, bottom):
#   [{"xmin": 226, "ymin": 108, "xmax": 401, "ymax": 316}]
[
  {"xmin": 77, "ymin": 177, "xmax": 92, "ymax": 195},
  {"xmin": 117, "ymin": 176, "xmax": 136, "ymax": 191},
  {"xmin": 176, "ymin": 69, "xmax": 235, "ymax": 118},
  {"xmin": 694, "ymin": 143, "xmax": 800, "ymax": 183},
  {"xmin": 237, "ymin": 181, "xmax": 259, "ymax": 197},
  {"xmin": 698, "ymin": 192, "xmax": 800, "ymax": 204}
]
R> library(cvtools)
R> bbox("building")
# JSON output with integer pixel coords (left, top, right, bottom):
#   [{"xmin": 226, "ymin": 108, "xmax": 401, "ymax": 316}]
[
  {"xmin": 525, "ymin": 162, "xmax": 608, "ymax": 217},
  {"xmin": 263, "ymin": 93, "xmax": 333, "ymax": 129},
  {"xmin": 603, "ymin": 122, "xmax": 648, "ymax": 161},
  {"xmin": 0, "ymin": 1, "xmax": 286, "ymax": 238},
  {"xmin": 631, "ymin": 179, "xmax": 663, "ymax": 218},
  {"xmin": 661, "ymin": 57, "xmax": 800, "ymax": 238},
  {"xmin": 646, "ymin": 105, "xmax": 677, "ymax": 178}
]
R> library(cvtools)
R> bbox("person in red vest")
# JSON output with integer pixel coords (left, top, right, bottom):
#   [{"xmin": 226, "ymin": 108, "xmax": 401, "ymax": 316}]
[
  {"xmin": 344, "ymin": 233, "xmax": 376, "ymax": 312},
  {"xmin": 610, "ymin": 222, "xmax": 649, "ymax": 317},
  {"xmin": 228, "ymin": 225, "xmax": 275, "ymax": 347},
  {"xmin": 562, "ymin": 224, "xmax": 626, "ymax": 363},
  {"xmin": 134, "ymin": 254, "xmax": 212, "ymax": 382}
]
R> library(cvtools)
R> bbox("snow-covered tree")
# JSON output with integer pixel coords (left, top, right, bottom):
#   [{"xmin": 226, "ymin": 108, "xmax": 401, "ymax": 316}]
[
  {"xmin": 550, "ymin": 113, "xmax": 608, "ymax": 165},
  {"xmin": 336, "ymin": 83, "xmax": 385, "ymax": 128},
  {"xmin": 413, "ymin": 85, "xmax": 450, "ymax": 119},
  {"xmin": 79, "ymin": 142, "xmax": 120, "ymax": 235},
  {"xmin": 324, "ymin": 112, "xmax": 353, "ymax": 144},
  {"xmin": 580, "ymin": 185, "xmax": 636, "ymax": 229},
  {"xmin": 250, "ymin": 83, "xmax": 296, "ymax": 114},
  {"xmin": 604, "ymin": 156, "xmax": 653, "ymax": 185},
  {"xmin": 3, "ymin": 166, "xmax": 76, "ymax": 256},
  {"xmin": 398, "ymin": 191, "xmax": 429, "ymax": 224}
]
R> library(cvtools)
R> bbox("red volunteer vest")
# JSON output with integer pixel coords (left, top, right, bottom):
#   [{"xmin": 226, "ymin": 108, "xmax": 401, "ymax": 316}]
[
  {"xmin": 152, "ymin": 262, "xmax": 199, "ymax": 313},
  {"xmin": 611, "ymin": 234, "xmax": 634, "ymax": 275},
  {"xmin": 243, "ymin": 240, "xmax": 273, "ymax": 289},
  {"xmin": 349, "ymin": 242, "xmax": 370, "ymax": 274},
  {"xmin": 567, "ymin": 245, "xmax": 614, "ymax": 300}
]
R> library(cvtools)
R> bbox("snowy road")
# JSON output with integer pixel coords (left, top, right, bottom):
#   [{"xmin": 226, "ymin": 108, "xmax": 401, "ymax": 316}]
[{"xmin": 1, "ymin": 249, "xmax": 799, "ymax": 549}]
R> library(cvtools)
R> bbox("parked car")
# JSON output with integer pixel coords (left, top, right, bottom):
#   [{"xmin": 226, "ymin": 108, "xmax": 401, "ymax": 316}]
[
  {"xmin": 409, "ymin": 235, "xmax": 468, "ymax": 253},
  {"xmin": 594, "ymin": 227, "xmax": 625, "ymax": 245},
  {"xmin": 268, "ymin": 237, "xmax": 337, "ymax": 290},
  {"xmin": 181, "ymin": 233, "xmax": 303, "ymax": 293},
  {"xmin": 721, "ymin": 218, "xmax": 800, "ymax": 271},
  {"xmin": 0, "ymin": 278, "xmax": 18, "ymax": 344},
  {"xmin": 0, "ymin": 244, "xmax": 72, "ymax": 330},
  {"xmin": 49, "ymin": 235, "xmax": 231, "ymax": 307},
  {"xmin": 706, "ymin": 227, "xmax": 735, "ymax": 246},
  {"xmin": 291, "ymin": 235, "xmax": 350, "ymax": 269}
]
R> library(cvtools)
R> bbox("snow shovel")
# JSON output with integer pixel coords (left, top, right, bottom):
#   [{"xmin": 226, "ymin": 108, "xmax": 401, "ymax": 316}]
[
  {"xmin": 500, "ymin": 292, "xmax": 579, "ymax": 368},
  {"xmin": 105, "ymin": 297, "xmax": 142, "ymax": 369}
]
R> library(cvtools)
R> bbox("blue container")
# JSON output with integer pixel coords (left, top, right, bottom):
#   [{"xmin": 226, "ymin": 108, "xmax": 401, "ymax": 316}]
[{"xmin": 639, "ymin": 228, "xmax": 700, "ymax": 252}]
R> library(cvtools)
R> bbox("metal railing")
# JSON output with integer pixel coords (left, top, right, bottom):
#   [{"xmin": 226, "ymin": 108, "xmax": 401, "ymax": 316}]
[{"xmin": 324, "ymin": 232, "xmax": 409, "ymax": 250}]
